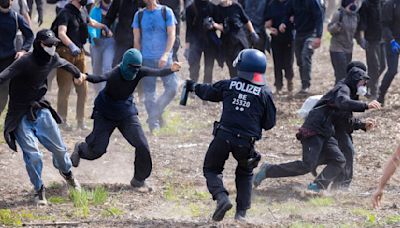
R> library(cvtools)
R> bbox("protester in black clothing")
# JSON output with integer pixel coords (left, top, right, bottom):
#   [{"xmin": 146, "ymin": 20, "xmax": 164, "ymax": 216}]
[
  {"xmin": 254, "ymin": 61, "xmax": 381, "ymax": 192},
  {"xmin": 212, "ymin": 0, "xmax": 259, "ymax": 78},
  {"xmin": 240, "ymin": 0, "xmax": 270, "ymax": 53},
  {"xmin": 358, "ymin": 0, "xmax": 385, "ymax": 100},
  {"xmin": 377, "ymin": 0, "xmax": 400, "ymax": 106},
  {"xmin": 265, "ymin": 0, "xmax": 294, "ymax": 93},
  {"xmin": 103, "ymin": 0, "xmax": 144, "ymax": 67},
  {"xmin": 26, "ymin": 0, "xmax": 43, "ymax": 25},
  {"xmin": 279, "ymin": 0, "xmax": 325, "ymax": 94},
  {"xmin": 184, "ymin": 49, "xmax": 276, "ymax": 221},
  {"xmin": 70, "ymin": 49, "xmax": 181, "ymax": 191},
  {"xmin": 185, "ymin": 0, "xmax": 219, "ymax": 84},
  {"xmin": 159, "ymin": 0, "xmax": 183, "ymax": 61},
  {"xmin": 0, "ymin": 0, "xmax": 34, "ymax": 116},
  {"xmin": 0, "ymin": 29, "xmax": 83, "ymax": 205}
]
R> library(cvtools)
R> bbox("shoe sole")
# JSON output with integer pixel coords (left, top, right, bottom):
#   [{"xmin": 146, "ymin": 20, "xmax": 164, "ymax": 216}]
[
  {"xmin": 71, "ymin": 144, "xmax": 80, "ymax": 168},
  {"xmin": 253, "ymin": 163, "xmax": 268, "ymax": 187},
  {"xmin": 212, "ymin": 201, "xmax": 233, "ymax": 222}
]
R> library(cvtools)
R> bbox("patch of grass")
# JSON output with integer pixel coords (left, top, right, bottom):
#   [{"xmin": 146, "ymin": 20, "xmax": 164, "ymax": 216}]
[
  {"xmin": 154, "ymin": 111, "xmax": 183, "ymax": 136},
  {"xmin": 102, "ymin": 207, "xmax": 124, "ymax": 217},
  {"xmin": 69, "ymin": 189, "xmax": 90, "ymax": 218},
  {"xmin": 164, "ymin": 183, "xmax": 178, "ymax": 201},
  {"xmin": 290, "ymin": 222, "xmax": 325, "ymax": 228},
  {"xmin": 272, "ymin": 202, "xmax": 302, "ymax": 215},
  {"xmin": 192, "ymin": 190, "xmax": 209, "ymax": 201},
  {"xmin": 385, "ymin": 214, "xmax": 400, "ymax": 225},
  {"xmin": 47, "ymin": 181, "xmax": 64, "ymax": 191},
  {"xmin": 188, "ymin": 203, "xmax": 202, "ymax": 217},
  {"xmin": 307, "ymin": 197, "xmax": 335, "ymax": 207},
  {"xmin": 92, "ymin": 186, "xmax": 108, "ymax": 205},
  {"xmin": 0, "ymin": 209, "xmax": 22, "ymax": 226},
  {"xmin": 48, "ymin": 196, "xmax": 67, "ymax": 204},
  {"xmin": 288, "ymin": 118, "xmax": 304, "ymax": 126},
  {"xmin": 351, "ymin": 208, "xmax": 377, "ymax": 226}
]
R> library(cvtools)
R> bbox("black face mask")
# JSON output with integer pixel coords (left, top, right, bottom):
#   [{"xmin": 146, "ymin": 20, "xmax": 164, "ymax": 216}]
[
  {"xmin": 0, "ymin": 0, "xmax": 10, "ymax": 9},
  {"xmin": 79, "ymin": 0, "xmax": 88, "ymax": 6}
]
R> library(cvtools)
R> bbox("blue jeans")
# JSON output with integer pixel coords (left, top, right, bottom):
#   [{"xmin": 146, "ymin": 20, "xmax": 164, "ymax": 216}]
[
  {"xmin": 141, "ymin": 58, "xmax": 178, "ymax": 128},
  {"xmin": 14, "ymin": 109, "xmax": 72, "ymax": 191},
  {"xmin": 90, "ymin": 38, "xmax": 115, "ymax": 94}
]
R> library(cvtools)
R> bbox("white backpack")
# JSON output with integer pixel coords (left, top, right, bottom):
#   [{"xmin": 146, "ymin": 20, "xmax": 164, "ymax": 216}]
[{"xmin": 297, "ymin": 95, "xmax": 323, "ymax": 119}]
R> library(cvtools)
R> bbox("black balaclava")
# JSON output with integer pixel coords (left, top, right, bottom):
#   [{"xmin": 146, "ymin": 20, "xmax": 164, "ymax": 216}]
[
  {"xmin": 344, "ymin": 61, "xmax": 369, "ymax": 95},
  {"xmin": 32, "ymin": 40, "xmax": 52, "ymax": 65}
]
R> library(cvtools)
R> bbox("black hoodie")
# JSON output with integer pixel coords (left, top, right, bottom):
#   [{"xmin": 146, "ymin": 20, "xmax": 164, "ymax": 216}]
[
  {"xmin": 302, "ymin": 68, "xmax": 369, "ymax": 137},
  {"xmin": 358, "ymin": 0, "xmax": 383, "ymax": 42},
  {"xmin": 0, "ymin": 41, "xmax": 81, "ymax": 151}
]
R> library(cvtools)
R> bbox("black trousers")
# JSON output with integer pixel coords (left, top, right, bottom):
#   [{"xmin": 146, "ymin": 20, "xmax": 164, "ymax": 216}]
[
  {"xmin": 331, "ymin": 130, "xmax": 354, "ymax": 188},
  {"xmin": 330, "ymin": 51, "xmax": 352, "ymax": 84},
  {"xmin": 265, "ymin": 135, "xmax": 346, "ymax": 189},
  {"xmin": 0, "ymin": 56, "xmax": 14, "ymax": 115},
  {"xmin": 378, "ymin": 42, "xmax": 399, "ymax": 104},
  {"xmin": 77, "ymin": 113, "xmax": 152, "ymax": 181},
  {"xmin": 366, "ymin": 41, "xmax": 384, "ymax": 98},
  {"xmin": 203, "ymin": 131, "xmax": 257, "ymax": 211},
  {"xmin": 188, "ymin": 41, "xmax": 216, "ymax": 84},
  {"xmin": 112, "ymin": 40, "xmax": 133, "ymax": 67},
  {"xmin": 271, "ymin": 38, "xmax": 294, "ymax": 90},
  {"xmin": 294, "ymin": 33, "xmax": 314, "ymax": 89}
]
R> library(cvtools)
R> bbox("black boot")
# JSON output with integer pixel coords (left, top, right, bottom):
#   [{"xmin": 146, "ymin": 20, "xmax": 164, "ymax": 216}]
[
  {"xmin": 234, "ymin": 209, "xmax": 247, "ymax": 221},
  {"xmin": 212, "ymin": 192, "xmax": 232, "ymax": 222}
]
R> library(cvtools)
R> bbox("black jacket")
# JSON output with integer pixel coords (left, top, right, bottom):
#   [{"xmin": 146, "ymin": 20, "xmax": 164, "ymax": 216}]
[
  {"xmin": 284, "ymin": 0, "xmax": 325, "ymax": 38},
  {"xmin": 302, "ymin": 68, "xmax": 369, "ymax": 137},
  {"xmin": 0, "ymin": 46, "xmax": 81, "ymax": 151},
  {"xmin": 103, "ymin": 0, "xmax": 145, "ymax": 44},
  {"xmin": 358, "ymin": 0, "xmax": 383, "ymax": 42},
  {"xmin": 185, "ymin": 0, "xmax": 218, "ymax": 45},
  {"xmin": 381, "ymin": 0, "xmax": 400, "ymax": 42},
  {"xmin": 194, "ymin": 77, "xmax": 276, "ymax": 139},
  {"xmin": 87, "ymin": 66, "xmax": 173, "ymax": 121}
]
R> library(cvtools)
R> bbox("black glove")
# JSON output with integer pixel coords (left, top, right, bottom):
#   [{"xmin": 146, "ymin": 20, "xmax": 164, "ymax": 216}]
[
  {"xmin": 186, "ymin": 79, "xmax": 197, "ymax": 92},
  {"xmin": 250, "ymin": 32, "xmax": 260, "ymax": 45}
]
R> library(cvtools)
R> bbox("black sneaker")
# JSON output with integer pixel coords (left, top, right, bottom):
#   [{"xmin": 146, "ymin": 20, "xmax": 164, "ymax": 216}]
[
  {"xmin": 34, "ymin": 185, "xmax": 47, "ymax": 205},
  {"xmin": 234, "ymin": 210, "xmax": 247, "ymax": 222},
  {"xmin": 59, "ymin": 171, "xmax": 81, "ymax": 191},
  {"xmin": 212, "ymin": 193, "xmax": 233, "ymax": 222},
  {"xmin": 70, "ymin": 143, "xmax": 81, "ymax": 168}
]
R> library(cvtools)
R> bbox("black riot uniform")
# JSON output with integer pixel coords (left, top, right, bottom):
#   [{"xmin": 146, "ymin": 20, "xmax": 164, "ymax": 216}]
[
  {"xmin": 185, "ymin": 49, "xmax": 276, "ymax": 221},
  {"xmin": 185, "ymin": 0, "xmax": 219, "ymax": 84},
  {"xmin": 254, "ymin": 61, "xmax": 372, "ymax": 191}
]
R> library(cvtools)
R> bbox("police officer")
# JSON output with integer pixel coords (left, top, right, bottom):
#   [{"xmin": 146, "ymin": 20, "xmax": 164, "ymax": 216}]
[
  {"xmin": 185, "ymin": 0, "xmax": 219, "ymax": 84},
  {"xmin": 377, "ymin": 0, "xmax": 400, "ymax": 106},
  {"xmin": 184, "ymin": 49, "xmax": 276, "ymax": 221},
  {"xmin": 254, "ymin": 61, "xmax": 381, "ymax": 192},
  {"xmin": 212, "ymin": 0, "xmax": 259, "ymax": 77}
]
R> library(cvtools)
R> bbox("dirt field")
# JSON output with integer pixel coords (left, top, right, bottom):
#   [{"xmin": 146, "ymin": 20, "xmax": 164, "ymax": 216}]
[{"xmin": 1, "ymin": 5, "xmax": 400, "ymax": 227}]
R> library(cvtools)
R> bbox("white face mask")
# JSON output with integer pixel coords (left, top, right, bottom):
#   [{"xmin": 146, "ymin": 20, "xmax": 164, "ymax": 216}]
[
  {"xmin": 356, "ymin": 85, "xmax": 368, "ymax": 96},
  {"xmin": 41, "ymin": 44, "xmax": 56, "ymax": 56}
]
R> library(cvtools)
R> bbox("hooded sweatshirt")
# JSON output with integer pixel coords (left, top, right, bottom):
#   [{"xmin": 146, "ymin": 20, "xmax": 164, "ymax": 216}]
[
  {"xmin": 328, "ymin": 7, "xmax": 360, "ymax": 53},
  {"xmin": 0, "ymin": 41, "xmax": 81, "ymax": 151}
]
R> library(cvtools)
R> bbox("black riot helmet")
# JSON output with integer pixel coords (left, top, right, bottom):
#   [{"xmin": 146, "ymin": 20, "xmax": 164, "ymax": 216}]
[{"xmin": 233, "ymin": 49, "xmax": 267, "ymax": 86}]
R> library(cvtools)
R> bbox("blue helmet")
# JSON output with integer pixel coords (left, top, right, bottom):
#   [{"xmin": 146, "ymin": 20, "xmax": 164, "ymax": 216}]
[{"xmin": 233, "ymin": 49, "xmax": 267, "ymax": 86}]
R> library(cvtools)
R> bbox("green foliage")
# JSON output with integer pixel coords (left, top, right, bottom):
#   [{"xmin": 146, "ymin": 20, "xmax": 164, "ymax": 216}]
[
  {"xmin": 0, "ymin": 209, "xmax": 22, "ymax": 227},
  {"xmin": 102, "ymin": 207, "xmax": 125, "ymax": 217},
  {"xmin": 164, "ymin": 183, "xmax": 178, "ymax": 201},
  {"xmin": 351, "ymin": 209, "xmax": 377, "ymax": 227},
  {"xmin": 92, "ymin": 186, "xmax": 108, "ymax": 205},
  {"xmin": 385, "ymin": 214, "xmax": 400, "ymax": 225},
  {"xmin": 48, "ymin": 196, "xmax": 67, "ymax": 204},
  {"xmin": 69, "ymin": 189, "xmax": 90, "ymax": 218},
  {"xmin": 308, "ymin": 197, "xmax": 335, "ymax": 207},
  {"xmin": 188, "ymin": 203, "xmax": 202, "ymax": 217}
]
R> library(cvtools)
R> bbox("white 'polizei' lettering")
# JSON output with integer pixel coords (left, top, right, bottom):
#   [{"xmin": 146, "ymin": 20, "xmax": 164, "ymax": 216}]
[{"xmin": 229, "ymin": 81, "xmax": 261, "ymax": 96}]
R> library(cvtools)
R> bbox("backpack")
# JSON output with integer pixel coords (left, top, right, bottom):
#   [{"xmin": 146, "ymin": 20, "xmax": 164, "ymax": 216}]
[{"xmin": 297, "ymin": 95, "xmax": 323, "ymax": 119}]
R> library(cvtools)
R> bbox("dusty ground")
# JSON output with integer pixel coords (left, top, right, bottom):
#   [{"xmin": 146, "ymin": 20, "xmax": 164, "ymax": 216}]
[{"xmin": 1, "ymin": 5, "xmax": 400, "ymax": 227}]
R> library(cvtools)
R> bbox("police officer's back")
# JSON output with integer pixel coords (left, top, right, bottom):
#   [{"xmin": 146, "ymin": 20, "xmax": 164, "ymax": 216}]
[{"xmin": 184, "ymin": 49, "xmax": 276, "ymax": 222}]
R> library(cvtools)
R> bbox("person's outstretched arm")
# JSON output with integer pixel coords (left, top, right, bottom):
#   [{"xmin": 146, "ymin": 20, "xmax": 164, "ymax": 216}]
[{"xmin": 372, "ymin": 145, "xmax": 400, "ymax": 208}]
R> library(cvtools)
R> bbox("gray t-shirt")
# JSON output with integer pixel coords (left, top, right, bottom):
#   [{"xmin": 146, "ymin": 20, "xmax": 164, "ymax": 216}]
[{"xmin": 11, "ymin": 0, "xmax": 29, "ymax": 15}]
